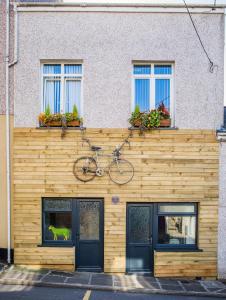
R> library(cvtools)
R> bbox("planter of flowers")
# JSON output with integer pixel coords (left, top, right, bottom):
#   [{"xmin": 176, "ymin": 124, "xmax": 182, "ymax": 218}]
[
  {"xmin": 129, "ymin": 103, "xmax": 171, "ymax": 129},
  {"xmin": 128, "ymin": 105, "xmax": 143, "ymax": 127},
  {"xmin": 38, "ymin": 104, "xmax": 82, "ymax": 128},
  {"xmin": 65, "ymin": 105, "xmax": 82, "ymax": 127}
]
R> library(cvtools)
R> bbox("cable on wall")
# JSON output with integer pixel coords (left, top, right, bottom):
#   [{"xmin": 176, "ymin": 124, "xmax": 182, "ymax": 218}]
[{"xmin": 182, "ymin": 0, "xmax": 217, "ymax": 73}]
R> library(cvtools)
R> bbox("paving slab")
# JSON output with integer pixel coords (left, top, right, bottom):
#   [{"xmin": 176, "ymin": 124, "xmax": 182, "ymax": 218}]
[
  {"xmin": 182, "ymin": 283, "xmax": 206, "ymax": 292},
  {"xmin": 161, "ymin": 284, "xmax": 184, "ymax": 291},
  {"xmin": 51, "ymin": 271, "xmax": 74, "ymax": 277},
  {"xmin": 200, "ymin": 280, "xmax": 226, "ymax": 289},
  {"xmin": 216, "ymin": 289, "xmax": 226, "ymax": 294},
  {"xmin": 91, "ymin": 274, "xmax": 113, "ymax": 286},
  {"xmin": 66, "ymin": 276, "xmax": 89, "ymax": 285},
  {"xmin": 43, "ymin": 275, "xmax": 67, "ymax": 283},
  {"xmin": 158, "ymin": 279, "xmax": 180, "ymax": 286}
]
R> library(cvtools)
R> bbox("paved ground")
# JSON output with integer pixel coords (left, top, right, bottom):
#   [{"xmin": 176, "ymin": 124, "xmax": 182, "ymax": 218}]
[
  {"xmin": 0, "ymin": 266, "xmax": 226, "ymax": 298},
  {"xmin": 0, "ymin": 285, "xmax": 224, "ymax": 300}
]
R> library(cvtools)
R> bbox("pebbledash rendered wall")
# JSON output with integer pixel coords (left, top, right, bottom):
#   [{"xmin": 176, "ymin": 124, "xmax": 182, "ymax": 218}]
[{"xmin": 14, "ymin": 8, "xmax": 224, "ymax": 129}]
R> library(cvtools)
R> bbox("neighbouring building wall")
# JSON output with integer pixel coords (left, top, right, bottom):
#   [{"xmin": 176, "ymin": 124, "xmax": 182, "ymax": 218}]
[
  {"xmin": 14, "ymin": 10, "xmax": 224, "ymax": 129},
  {"xmin": 218, "ymin": 136, "xmax": 226, "ymax": 279},
  {"xmin": 0, "ymin": 0, "xmax": 6, "ymax": 115},
  {"xmin": 0, "ymin": 0, "xmax": 15, "ymax": 257},
  {"xmin": 0, "ymin": 116, "xmax": 14, "ymax": 252}
]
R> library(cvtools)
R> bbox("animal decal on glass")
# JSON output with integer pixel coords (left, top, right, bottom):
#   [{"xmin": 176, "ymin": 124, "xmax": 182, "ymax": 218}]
[{"xmin": 48, "ymin": 225, "xmax": 71, "ymax": 241}]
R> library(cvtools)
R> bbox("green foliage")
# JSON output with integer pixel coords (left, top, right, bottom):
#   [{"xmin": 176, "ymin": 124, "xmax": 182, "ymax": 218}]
[
  {"xmin": 131, "ymin": 109, "xmax": 160, "ymax": 128},
  {"xmin": 72, "ymin": 104, "xmax": 78, "ymax": 118},
  {"xmin": 149, "ymin": 110, "xmax": 161, "ymax": 128},
  {"xmin": 45, "ymin": 104, "xmax": 51, "ymax": 116},
  {"xmin": 44, "ymin": 113, "xmax": 62, "ymax": 123},
  {"xmin": 129, "ymin": 105, "xmax": 142, "ymax": 126},
  {"xmin": 134, "ymin": 104, "xmax": 140, "ymax": 115}
]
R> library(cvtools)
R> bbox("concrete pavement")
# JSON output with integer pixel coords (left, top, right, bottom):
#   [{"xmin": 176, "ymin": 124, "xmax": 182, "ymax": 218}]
[{"xmin": 0, "ymin": 266, "xmax": 226, "ymax": 298}]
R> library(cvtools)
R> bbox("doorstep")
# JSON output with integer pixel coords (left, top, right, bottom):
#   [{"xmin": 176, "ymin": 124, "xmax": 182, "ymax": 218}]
[{"xmin": 0, "ymin": 266, "xmax": 226, "ymax": 298}]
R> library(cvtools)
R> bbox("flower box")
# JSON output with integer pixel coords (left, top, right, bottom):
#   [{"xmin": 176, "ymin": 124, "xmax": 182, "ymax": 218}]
[
  {"xmin": 160, "ymin": 119, "xmax": 171, "ymax": 127},
  {"xmin": 44, "ymin": 120, "xmax": 62, "ymax": 127},
  {"xmin": 67, "ymin": 120, "xmax": 81, "ymax": 127}
]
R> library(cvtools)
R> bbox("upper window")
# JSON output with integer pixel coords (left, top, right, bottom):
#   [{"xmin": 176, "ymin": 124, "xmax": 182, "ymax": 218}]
[
  {"xmin": 133, "ymin": 63, "xmax": 173, "ymax": 114},
  {"xmin": 42, "ymin": 198, "xmax": 73, "ymax": 244},
  {"xmin": 157, "ymin": 203, "xmax": 197, "ymax": 249},
  {"xmin": 42, "ymin": 63, "xmax": 82, "ymax": 114}
]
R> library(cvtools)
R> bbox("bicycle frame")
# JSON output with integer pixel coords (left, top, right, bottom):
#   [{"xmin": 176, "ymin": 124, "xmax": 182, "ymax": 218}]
[
  {"xmin": 92, "ymin": 149, "xmax": 120, "ymax": 172},
  {"xmin": 82, "ymin": 137, "xmax": 125, "ymax": 169}
]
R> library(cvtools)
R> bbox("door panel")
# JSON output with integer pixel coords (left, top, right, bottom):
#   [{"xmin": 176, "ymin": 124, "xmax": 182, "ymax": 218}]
[
  {"xmin": 126, "ymin": 204, "xmax": 153, "ymax": 274},
  {"xmin": 76, "ymin": 200, "xmax": 103, "ymax": 272}
]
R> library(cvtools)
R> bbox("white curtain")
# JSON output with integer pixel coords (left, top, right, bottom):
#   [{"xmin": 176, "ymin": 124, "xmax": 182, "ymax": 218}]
[
  {"xmin": 44, "ymin": 79, "xmax": 61, "ymax": 113},
  {"xmin": 65, "ymin": 80, "xmax": 81, "ymax": 114}
]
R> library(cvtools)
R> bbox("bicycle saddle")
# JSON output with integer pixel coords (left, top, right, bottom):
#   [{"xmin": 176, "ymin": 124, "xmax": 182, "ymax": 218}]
[{"xmin": 91, "ymin": 146, "xmax": 102, "ymax": 151}]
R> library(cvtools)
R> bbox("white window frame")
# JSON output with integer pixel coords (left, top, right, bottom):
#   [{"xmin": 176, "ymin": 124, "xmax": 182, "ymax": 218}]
[
  {"xmin": 41, "ymin": 62, "xmax": 83, "ymax": 116},
  {"xmin": 132, "ymin": 62, "xmax": 174, "ymax": 125}
]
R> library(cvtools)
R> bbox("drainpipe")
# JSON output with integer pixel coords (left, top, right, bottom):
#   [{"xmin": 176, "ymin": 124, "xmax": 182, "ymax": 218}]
[
  {"xmin": 9, "ymin": 3, "xmax": 18, "ymax": 68},
  {"xmin": 5, "ymin": 0, "xmax": 11, "ymax": 265}
]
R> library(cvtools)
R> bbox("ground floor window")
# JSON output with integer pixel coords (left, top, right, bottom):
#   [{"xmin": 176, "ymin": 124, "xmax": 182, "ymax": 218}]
[
  {"xmin": 156, "ymin": 203, "xmax": 197, "ymax": 249},
  {"xmin": 42, "ymin": 198, "xmax": 73, "ymax": 244}
]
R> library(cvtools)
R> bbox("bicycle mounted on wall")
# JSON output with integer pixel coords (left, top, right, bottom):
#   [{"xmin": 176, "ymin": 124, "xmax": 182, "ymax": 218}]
[{"xmin": 73, "ymin": 131, "xmax": 134, "ymax": 185}]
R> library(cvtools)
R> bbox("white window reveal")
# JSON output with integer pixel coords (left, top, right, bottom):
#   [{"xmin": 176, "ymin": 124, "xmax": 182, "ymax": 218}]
[
  {"xmin": 42, "ymin": 63, "xmax": 83, "ymax": 115},
  {"xmin": 132, "ymin": 63, "xmax": 174, "ymax": 116}
]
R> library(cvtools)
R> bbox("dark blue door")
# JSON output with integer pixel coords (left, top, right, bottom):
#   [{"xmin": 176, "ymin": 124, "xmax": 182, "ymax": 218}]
[
  {"xmin": 76, "ymin": 200, "xmax": 104, "ymax": 272},
  {"xmin": 126, "ymin": 204, "xmax": 153, "ymax": 274}
]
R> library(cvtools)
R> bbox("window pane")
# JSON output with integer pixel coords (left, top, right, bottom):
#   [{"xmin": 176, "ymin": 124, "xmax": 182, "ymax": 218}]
[
  {"xmin": 129, "ymin": 206, "xmax": 151, "ymax": 243},
  {"xmin": 154, "ymin": 65, "xmax": 172, "ymax": 74},
  {"xmin": 80, "ymin": 201, "xmax": 100, "ymax": 240},
  {"xmin": 64, "ymin": 64, "xmax": 82, "ymax": 74},
  {"xmin": 44, "ymin": 78, "xmax": 61, "ymax": 113},
  {"xmin": 65, "ymin": 80, "xmax": 81, "ymax": 113},
  {"xmin": 43, "ymin": 64, "xmax": 61, "ymax": 74},
  {"xmin": 44, "ymin": 199, "xmax": 72, "ymax": 211},
  {"xmin": 133, "ymin": 65, "xmax": 151, "ymax": 75},
  {"xmin": 159, "ymin": 204, "xmax": 195, "ymax": 214},
  {"xmin": 135, "ymin": 79, "xmax": 150, "ymax": 112},
  {"xmin": 158, "ymin": 216, "xmax": 196, "ymax": 245},
  {"xmin": 155, "ymin": 79, "xmax": 170, "ymax": 111},
  {"xmin": 44, "ymin": 212, "xmax": 72, "ymax": 242}
]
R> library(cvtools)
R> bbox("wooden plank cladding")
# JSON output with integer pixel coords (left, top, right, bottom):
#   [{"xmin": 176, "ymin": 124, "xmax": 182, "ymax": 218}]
[{"xmin": 13, "ymin": 128, "xmax": 219, "ymax": 277}]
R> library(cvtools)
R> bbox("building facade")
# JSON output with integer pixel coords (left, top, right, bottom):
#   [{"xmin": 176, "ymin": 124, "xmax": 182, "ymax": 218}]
[{"xmin": 1, "ymin": 0, "xmax": 226, "ymax": 278}]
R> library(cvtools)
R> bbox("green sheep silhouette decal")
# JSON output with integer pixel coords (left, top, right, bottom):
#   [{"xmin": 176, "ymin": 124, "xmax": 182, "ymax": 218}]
[{"xmin": 48, "ymin": 225, "xmax": 71, "ymax": 241}]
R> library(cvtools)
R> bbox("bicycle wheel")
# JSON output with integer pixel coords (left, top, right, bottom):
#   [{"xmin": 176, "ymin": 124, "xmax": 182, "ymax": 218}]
[
  {"xmin": 109, "ymin": 159, "xmax": 134, "ymax": 185},
  {"xmin": 73, "ymin": 156, "xmax": 97, "ymax": 182}
]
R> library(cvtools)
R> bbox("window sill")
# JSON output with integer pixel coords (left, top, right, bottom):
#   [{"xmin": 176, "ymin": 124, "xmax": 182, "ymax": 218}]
[
  {"xmin": 128, "ymin": 126, "xmax": 178, "ymax": 131},
  {"xmin": 154, "ymin": 248, "xmax": 203, "ymax": 252},
  {"xmin": 37, "ymin": 244, "xmax": 74, "ymax": 248},
  {"xmin": 37, "ymin": 126, "xmax": 86, "ymax": 130}
]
